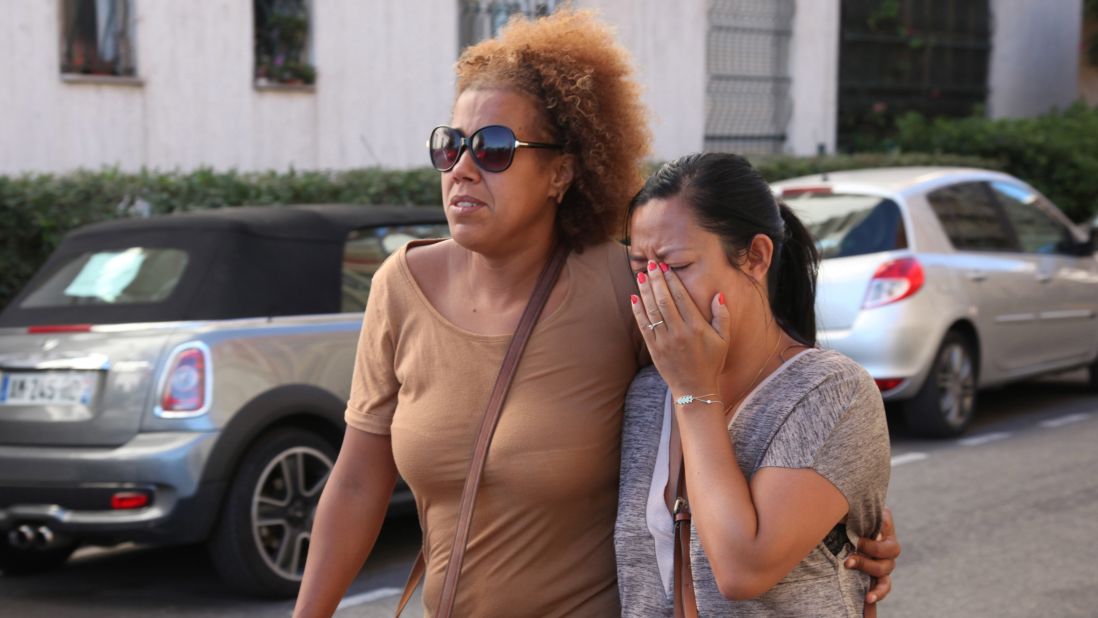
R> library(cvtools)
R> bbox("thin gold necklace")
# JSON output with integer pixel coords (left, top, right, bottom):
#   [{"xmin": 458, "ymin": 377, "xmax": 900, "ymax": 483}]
[{"xmin": 723, "ymin": 331, "xmax": 785, "ymax": 421}]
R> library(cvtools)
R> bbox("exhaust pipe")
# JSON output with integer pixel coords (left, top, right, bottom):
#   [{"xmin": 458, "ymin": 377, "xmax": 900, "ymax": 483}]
[
  {"xmin": 7, "ymin": 525, "xmax": 35, "ymax": 549},
  {"xmin": 33, "ymin": 526, "xmax": 56, "ymax": 549}
]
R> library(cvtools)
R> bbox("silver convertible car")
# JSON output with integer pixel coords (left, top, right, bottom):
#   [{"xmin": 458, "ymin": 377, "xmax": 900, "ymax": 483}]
[
  {"xmin": 774, "ymin": 168, "xmax": 1098, "ymax": 437},
  {"xmin": 0, "ymin": 205, "xmax": 448, "ymax": 595}
]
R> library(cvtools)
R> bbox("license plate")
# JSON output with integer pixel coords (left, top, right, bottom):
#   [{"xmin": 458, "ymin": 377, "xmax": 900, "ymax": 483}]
[{"xmin": 0, "ymin": 371, "xmax": 98, "ymax": 406}]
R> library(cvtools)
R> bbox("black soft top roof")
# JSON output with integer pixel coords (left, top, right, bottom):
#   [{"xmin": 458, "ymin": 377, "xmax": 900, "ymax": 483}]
[{"xmin": 1, "ymin": 205, "xmax": 447, "ymax": 327}]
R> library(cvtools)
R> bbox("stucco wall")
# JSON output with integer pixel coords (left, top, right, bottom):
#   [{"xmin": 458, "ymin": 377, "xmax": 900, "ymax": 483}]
[
  {"xmin": 988, "ymin": 0, "xmax": 1083, "ymax": 118},
  {"xmin": 0, "ymin": 0, "xmax": 458, "ymax": 174},
  {"xmin": 594, "ymin": 0, "xmax": 840, "ymax": 159},
  {"xmin": 786, "ymin": 0, "xmax": 840, "ymax": 156},
  {"xmin": 1, "ymin": 2, "xmax": 143, "ymax": 173},
  {"xmin": 0, "ymin": 1, "xmax": 714, "ymax": 174},
  {"xmin": 576, "ymin": 0, "xmax": 708, "ymax": 161},
  {"xmin": 6, "ymin": 1, "xmax": 1084, "ymax": 175}
]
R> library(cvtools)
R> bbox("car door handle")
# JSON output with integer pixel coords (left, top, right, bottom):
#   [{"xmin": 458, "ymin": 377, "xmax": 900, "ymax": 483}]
[
  {"xmin": 966, "ymin": 270, "xmax": 987, "ymax": 282},
  {"xmin": 1036, "ymin": 273, "xmax": 1053, "ymax": 284}
]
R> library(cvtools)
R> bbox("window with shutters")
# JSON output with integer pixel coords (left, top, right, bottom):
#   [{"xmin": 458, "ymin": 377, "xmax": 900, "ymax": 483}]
[
  {"xmin": 254, "ymin": 0, "xmax": 317, "ymax": 87},
  {"xmin": 60, "ymin": 0, "xmax": 137, "ymax": 77}
]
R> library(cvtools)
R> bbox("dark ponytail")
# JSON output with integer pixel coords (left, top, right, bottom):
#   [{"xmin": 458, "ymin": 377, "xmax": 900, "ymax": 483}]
[
  {"xmin": 773, "ymin": 202, "xmax": 819, "ymax": 346},
  {"xmin": 627, "ymin": 152, "xmax": 820, "ymax": 346}
]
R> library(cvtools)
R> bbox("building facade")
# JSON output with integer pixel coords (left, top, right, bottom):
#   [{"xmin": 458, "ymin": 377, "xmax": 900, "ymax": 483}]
[
  {"xmin": 0, "ymin": 0, "xmax": 1086, "ymax": 175},
  {"xmin": 1080, "ymin": 7, "xmax": 1098, "ymax": 105}
]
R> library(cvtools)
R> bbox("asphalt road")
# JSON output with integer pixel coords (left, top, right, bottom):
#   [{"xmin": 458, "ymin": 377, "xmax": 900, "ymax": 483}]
[
  {"xmin": 1, "ymin": 370, "xmax": 1096, "ymax": 617},
  {"xmin": 883, "ymin": 369, "xmax": 1098, "ymax": 617}
]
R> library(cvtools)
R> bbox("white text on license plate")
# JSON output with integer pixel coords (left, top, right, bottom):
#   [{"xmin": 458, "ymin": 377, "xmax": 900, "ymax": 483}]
[{"xmin": 0, "ymin": 372, "xmax": 98, "ymax": 406}]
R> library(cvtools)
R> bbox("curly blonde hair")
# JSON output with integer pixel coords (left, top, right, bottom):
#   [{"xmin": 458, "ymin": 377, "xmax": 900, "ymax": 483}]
[{"xmin": 455, "ymin": 9, "xmax": 651, "ymax": 249}]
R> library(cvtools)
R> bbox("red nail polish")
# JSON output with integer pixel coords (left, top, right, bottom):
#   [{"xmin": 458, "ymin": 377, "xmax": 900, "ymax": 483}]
[
  {"xmin": 718, "ymin": 293, "xmax": 725, "ymax": 305},
  {"xmin": 637, "ymin": 272, "xmax": 647, "ymax": 284},
  {"xmin": 648, "ymin": 260, "xmax": 657, "ymax": 272},
  {"xmin": 631, "ymin": 294, "xmax": 639, "ymax": 305},
  {"xmin": 659, "ymin": 262, "xmax": 669, "ymax": 273}
]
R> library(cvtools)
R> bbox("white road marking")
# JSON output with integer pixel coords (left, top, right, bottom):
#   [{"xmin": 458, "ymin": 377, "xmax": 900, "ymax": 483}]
[
  {"xmin": 1039, "ymin": 413, "xmax": 1091, "ymax": 429},
  {"xmin": 890, "ymin": 452, "xmax": 929, "ymax": 466},
  {"xmin": 337, "ymin": 587, "xmax": 403, "ymax": 610},
  {"xmin": 958, "ymin": 431, "xmax": 1012, "ymax": 446}
]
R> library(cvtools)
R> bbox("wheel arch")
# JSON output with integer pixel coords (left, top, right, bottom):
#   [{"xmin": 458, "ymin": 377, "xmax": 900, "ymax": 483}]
[
  {"xmin": 896, "ymin": 316, "xmax": 982, "ymax": 397},
  {"xmin": 902, "ymin": 318, "xmax": 982, "ymax": 438},
  {"xmin": 946, "ymin": 318, "xmax": 981, "ymax": 383},
  {"xmin": 193, "ymin": 384, "xmax": 346, "ymax": 539}
]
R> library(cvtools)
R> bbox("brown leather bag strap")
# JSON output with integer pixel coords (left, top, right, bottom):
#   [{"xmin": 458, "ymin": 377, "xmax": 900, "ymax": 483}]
[
  {"xmin": 670, "ymin": 452, "xmax": 698, "ymax": 618},
  {"xmin": 394, "ymin": 244, "xmax": 570, "ymax": 618},
  {"xmin": 394, "ymin": 550, "xmax": 425, "ymax": 616}
]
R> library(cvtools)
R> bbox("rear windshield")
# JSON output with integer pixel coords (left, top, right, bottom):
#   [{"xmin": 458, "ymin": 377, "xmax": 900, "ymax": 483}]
[
  {"xmin": 784, "ymin": 193, "xmax": 907, "ymax": 259},
  {"xmin": 20, "ymin": 247, "xmax": 189, "ymax": 308},
  {"xmin": 341, "ymin": 223, "xmax": 452, "ymax": 313}
]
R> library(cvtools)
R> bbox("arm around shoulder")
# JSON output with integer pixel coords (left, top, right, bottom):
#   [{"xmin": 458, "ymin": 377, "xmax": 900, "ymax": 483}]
[{"xmin": 705, "ymin": 367, "xmax": 890, "ymax": 600}]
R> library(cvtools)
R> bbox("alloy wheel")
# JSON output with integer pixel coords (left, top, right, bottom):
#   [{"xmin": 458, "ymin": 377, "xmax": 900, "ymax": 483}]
[
  {"xmin": 935, "ymin": 342, "xmax": 976, "ymax": 429},
  {"xmin": 250, "ymin": 446, "xmax": 333, "ymax": 581}
]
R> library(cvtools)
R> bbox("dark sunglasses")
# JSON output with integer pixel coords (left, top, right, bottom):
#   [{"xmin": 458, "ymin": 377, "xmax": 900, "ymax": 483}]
[{"xmin": 427, "ymin": 125, "xmax": 561, "ymax": 173}]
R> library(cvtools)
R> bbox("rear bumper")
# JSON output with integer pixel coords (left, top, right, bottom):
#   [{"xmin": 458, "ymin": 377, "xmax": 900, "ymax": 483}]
[
  {"xmin": 0, "ymin": 432, "xmax": 223, "ymax": 545},
  {"xmin": 819, "ymin": 294, "xmax": 962, "ymax": 401}
]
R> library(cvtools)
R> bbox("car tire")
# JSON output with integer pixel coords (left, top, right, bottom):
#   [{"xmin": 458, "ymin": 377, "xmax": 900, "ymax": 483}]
[
  {"xmin": 207, "ymin": 428, "xmax": 336, "ymax": 598},
  {"xmin": 0, "ymin": 540, "xmax": 77, "ymax": 576},
  {"xmin": 904, "ymin": 331, "xmax": 978, "ymax": 438}
]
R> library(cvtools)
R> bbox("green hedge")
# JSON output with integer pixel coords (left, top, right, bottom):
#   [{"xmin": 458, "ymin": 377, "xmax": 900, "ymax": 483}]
[
  {"xmin": 0, "ymin": 152, "xmax": 1002, "ymax": 311},
  {"xmin": 887, "ymin": 102, "xmax": 1098, "ymax": 223}
]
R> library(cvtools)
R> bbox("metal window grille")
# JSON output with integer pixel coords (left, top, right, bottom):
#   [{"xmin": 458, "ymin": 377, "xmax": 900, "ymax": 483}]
[
  {"xmin": 705, "ymin": 0, "xmax": 795, "ymax": 155},
  {"xmin": 458, "ymin": 0, "xmax": 562, "ymax": 50},
  {"xmin": 60, "ymin": 0, "xmax": 136, "ymax": 76},
  {"xmin": 838, "ymin": 0, "xmax": 991, "ymax": 151},
  {"xmin": 254, "ymin": 0, "xmax": 316, "ymax": 85}
]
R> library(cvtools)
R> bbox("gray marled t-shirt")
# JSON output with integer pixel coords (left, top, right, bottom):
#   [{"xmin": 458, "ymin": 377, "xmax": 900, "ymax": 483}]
[{"xmin": 615, "ymin": 347, "xmax": 890, "ymax": 617}]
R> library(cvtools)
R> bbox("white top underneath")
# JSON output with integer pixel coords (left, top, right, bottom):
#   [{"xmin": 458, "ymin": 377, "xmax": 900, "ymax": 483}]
[
  {"xmin": 645, "ymin": 349, "xmax": 811, "ymax": 594},
  {"xmin": 646, "ymin": 390, "xmax": 676, "ymax": 596}
]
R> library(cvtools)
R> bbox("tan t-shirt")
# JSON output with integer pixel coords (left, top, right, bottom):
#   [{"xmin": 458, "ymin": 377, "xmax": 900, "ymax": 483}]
[{"xmin": 346, "ymin": 238, "xmax": 644, "ymax": 617}]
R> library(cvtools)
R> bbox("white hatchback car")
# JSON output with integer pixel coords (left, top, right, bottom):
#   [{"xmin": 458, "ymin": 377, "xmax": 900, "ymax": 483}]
[{"xmin": 773, "ymin": 168, "xmax": 1098, "ymax": 437}]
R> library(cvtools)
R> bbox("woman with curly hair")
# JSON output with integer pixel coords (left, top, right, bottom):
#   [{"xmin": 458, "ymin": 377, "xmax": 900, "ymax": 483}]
[{"xmin": 293, "ymin": 10, "xmax": 896, "ymax": 617}]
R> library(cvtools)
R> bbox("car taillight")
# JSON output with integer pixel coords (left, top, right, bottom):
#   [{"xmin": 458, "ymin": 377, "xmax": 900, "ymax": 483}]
[
  {"xmin": 863, "ymin": 257, "xmax": 925, "ymax": 309},
  {"xmin": 874, "ymin": 378, "xmax": 905, "ymax": 392},
  {"xmin": 157, "ymin": 344, "xmax": 211, "ymax": 417},
  {"xmin": 778, "ymin": 186, "xmax": 833, "ymax": 198},
  {"xmin": 28, "ymin": 324, "xmax": 93, "ymax": 334},
  {"xmin": 111, "ymin": 491, "xmax": 150, "ymax": 510}
]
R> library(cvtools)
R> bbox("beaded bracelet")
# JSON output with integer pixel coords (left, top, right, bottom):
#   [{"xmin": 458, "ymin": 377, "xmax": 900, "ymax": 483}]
[{"xmin": 674, "ymin": 393, "xmax": 722, "ymax": 407}]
